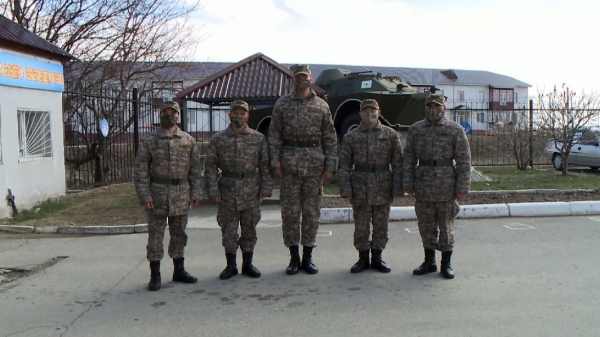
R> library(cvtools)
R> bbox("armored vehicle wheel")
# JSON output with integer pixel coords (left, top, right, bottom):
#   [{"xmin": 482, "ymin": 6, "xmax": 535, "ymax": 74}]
[{"xmin": 340, "ymin": 113, "xmax": 362, "ymax": 138}]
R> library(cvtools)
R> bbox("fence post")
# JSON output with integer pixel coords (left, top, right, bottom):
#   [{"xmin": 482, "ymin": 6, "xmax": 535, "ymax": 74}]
[
  {"xmin": 133, "ymin": 87, "xmax": 140, "ymax": 154},
  {"xmin": 529, "ymin": 99, "xmax": 534, "ymax": 168},
  {"xmin": 181, "ymin": 99, "xmax": 187, "ymax": 132},
  {"xmin": 209, "ymin": 105, "xmax": 214, "ymax": 136}
]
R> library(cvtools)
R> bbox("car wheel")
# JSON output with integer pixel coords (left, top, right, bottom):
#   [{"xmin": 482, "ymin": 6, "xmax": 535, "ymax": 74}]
[
  {"xmin": 590, "ymin": 166, "xmax": 599, "ymax": 171},
  {"xmin": 552, "ymin": 153, "xmax": 563, "ymax": 171}
]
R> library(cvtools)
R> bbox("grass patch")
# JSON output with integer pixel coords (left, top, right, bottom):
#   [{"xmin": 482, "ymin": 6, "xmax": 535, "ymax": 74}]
[
  {"xmin": 323, "ymin": 183, "xmax": 340, "ymax": 196},
  {"xmin": 0, "ymin": 182, "xmax": 146, "ymax": 227},
  {"xmin": 4, "ymin": 197, "xmax": 86, "ymax": 223},
  {"xmin": 321, "ymin": 166, "xmax": 599, "ymax": 195},
  {"xmin": 471, "ymin": 166, "xmax": 600, "ymax": 191}
]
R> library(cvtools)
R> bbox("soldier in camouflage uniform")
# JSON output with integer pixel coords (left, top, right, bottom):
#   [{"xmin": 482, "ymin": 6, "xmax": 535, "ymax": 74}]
[
  {"xmin": 403, "ymin": 93, "xmax": 471, "ymax": 279},
  {"xmin": 338, "ymin": 99, "xmax": 404, "ymax": 274},
  {"xmin": 205, "ymin": 100, "xmax": 273, "ymax": 280},
  {"xmin": 133, "ymin": 101, "xmax": 202, "ymax": 291},
  {"xmin": 269, "ymin": 64, "xmax": 337, "ymax": 275}
]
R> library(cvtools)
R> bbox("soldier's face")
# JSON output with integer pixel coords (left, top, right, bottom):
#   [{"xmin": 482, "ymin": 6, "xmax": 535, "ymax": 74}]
[
  {"xmin": 293, "ymin": 73, "xmax": 313, "ymax": 82},
  {"xmin": 160, "ymin": 108, "xmax": 179, "ymax": 120},
  {"xmin": 229, "ymin": 108, "xmax": 249, "ymax": 119},
  {"xmin": 425, "ymin": 103, "xmax": 446, "ymax": 111},
  {"xmin": 360, "ymin": 107, "xmax": 380, "ymax": 126}
]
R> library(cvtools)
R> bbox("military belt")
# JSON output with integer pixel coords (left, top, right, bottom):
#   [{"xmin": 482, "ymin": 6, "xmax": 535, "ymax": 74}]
[
  {"xmin": 150, "ymin": 176, "xmax": 188, "ymax": 185},
  {"xmin": 418, "ymin": 159, "xmax": 454, "ymax": 167},
  {"xmin": 353, "ymin": 164, "xmax": 390, "ymax": 173},
  {"xmin": 221, "ymin": 170, "xmax": 257, "ymax": 179},
  {"xmin": 283, "ymin": 139, "xmax": 322, "ymax": 148}
]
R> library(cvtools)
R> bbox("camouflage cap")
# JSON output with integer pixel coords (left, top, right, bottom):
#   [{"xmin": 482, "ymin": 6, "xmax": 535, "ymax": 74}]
[
  {"xmin": 160, "ymin": 101, "xmax": 180, "ymax": 114},
  {"xmin": 360, "ymin": 99, "xmax": 380, "ymax": 111},
  {"xmin": 425, "ymin": 93, "xmax": 446, "ymax": 106},
  {"xmin": 293, "ymin": 64, "xmax": 311, "ymax": 76},
  {"xmin": 230, "ymin": 100, "xmax": 249, "ymax": 112}
]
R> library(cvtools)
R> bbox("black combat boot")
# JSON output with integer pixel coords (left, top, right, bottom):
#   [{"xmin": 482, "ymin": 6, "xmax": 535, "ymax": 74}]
[
  {"xmin": 370, "ymin": 249, "xmax": 391, "ymax": 273},
  {"xmin": 441, "ymin": 251, "xmax": 455, "ymax": 279},
  {"xmin": 286, "ymin": 245, "xmax": 301, "ymax": 275},
  {"xmin": 350, "ymin": 250, "xmax": 370, "ymax": 273},
  {"xmin": 301, "ymin": 246, "xmax": 318, "ymax": 275},
  {"xmin": 220, "ymin": 253, "xmax": 238, "ymax": 280},
  {"xmin": 413, "ymin": 248, "xmax": 437, "ymax": 275},
  {"xmin": 172, "ymin": 257, "xmax": 198, "ymax": 283},
  {"xmin": 241, "ymin": 252, "xmax": 261, "ymax": 278},
  {"xmin": 148, "ymin": 261, "xmax": 161, "ymax": 291}
]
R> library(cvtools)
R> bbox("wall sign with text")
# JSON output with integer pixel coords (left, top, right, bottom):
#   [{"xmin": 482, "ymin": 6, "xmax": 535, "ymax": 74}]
[{"xmin": 0, "ymin": 51, "xmax": 65, "ymax": 92}]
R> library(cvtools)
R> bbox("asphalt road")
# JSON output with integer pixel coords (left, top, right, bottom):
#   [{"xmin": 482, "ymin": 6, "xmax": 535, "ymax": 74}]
[{"xmin": 1, "ymin": 216, "xmax": 600, "ymax": 337}]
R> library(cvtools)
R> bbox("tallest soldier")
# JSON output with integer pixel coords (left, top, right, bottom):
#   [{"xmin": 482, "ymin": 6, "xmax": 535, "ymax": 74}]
[{"xmin": 269, "ymin": 64, "xmax": 337, "ymax": 275}]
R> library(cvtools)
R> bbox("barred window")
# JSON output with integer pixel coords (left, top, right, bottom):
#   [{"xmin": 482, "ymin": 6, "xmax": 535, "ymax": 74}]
[{"xmin": 17, "ymin": 109, "xmax": 52, "ymax": 159}]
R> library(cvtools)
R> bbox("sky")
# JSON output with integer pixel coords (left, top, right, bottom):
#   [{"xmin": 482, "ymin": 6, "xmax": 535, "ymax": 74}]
[{"xmin": 189, "ymin": 0, "xmax": 600, "ymax": 98}]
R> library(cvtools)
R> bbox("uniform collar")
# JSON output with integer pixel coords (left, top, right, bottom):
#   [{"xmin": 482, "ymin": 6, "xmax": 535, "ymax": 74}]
[
  {"xmin": 357, "ymin": 121, "xmax": 382, "ymax": 132},
  {"xmin": 290, "ymin": 88, "xmax": 316, "ymax": 101},
  {"xmin": 424, "ymin": 117, "xmax": 448, "ymax": 126},
  {"xmin": 158, "ymin": 126, "xmax": 182, "ymax": 138},
  {"xmin": 225, "ymin": 123, "xmax": 250, "ymax": 136}
]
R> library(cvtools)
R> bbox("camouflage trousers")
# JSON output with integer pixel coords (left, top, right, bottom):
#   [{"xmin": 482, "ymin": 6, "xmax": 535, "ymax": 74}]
[
  {"xmin": 414, "ymin": 200, "xmax": 460, "ymax": 252},
  {"xmin": 217, "ymin": 203, "xmax": 261, "ymax": 254},
  {"xmin": 352, "ymin": 203, "xmax": 390, "ymax": 251},
  {"xmin": 280, "ymin": 175, "xmax": 322, "ymax": 247},
  {"xmin": 147, "ymin": 214, "xmax": 188, "ymax": 262}
]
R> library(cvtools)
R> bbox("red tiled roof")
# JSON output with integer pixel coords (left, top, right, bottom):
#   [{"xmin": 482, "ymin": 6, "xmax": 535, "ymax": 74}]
[{"xmin": 177, "ymin": 53, "xmax": 324, "ymax": 102}]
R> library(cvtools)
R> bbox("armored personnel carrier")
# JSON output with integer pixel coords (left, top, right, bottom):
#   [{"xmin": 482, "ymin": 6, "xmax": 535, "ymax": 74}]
[{"xmin": 247, "ymin": 68, "xmax": 434, "ymax": 144}]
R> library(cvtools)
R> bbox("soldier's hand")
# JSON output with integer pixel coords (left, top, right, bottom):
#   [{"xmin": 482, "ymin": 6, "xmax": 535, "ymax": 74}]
[
  {"xmin": 322, "ymin": 171, "xmax": 334, "ymax": 183},
  {"xmin": 272, "ymin": 168, "xmax": 283, "ymax": 179},
  {"xmin": 190, "ymin": 200, "xmax": 201, "ymax": 207},
  {"xmin": 259, "ymin": 194, "xmax": 269, "ymax": 201},
  {"xmin": 212, "ymin": 196, "xmax": 222, "ymax": 204},
  {"xmin": 404, "ymin": 189, "xmax": 414, "ymax": 195},
  {"xmin": 456, "ymin": 193, "xmax": 467, "ymax": 201},
  {"xmin": 144, "ymin": 202, "xmax": 154, "ymax": 210}
]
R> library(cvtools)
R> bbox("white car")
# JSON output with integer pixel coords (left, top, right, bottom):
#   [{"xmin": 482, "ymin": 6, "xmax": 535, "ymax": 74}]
[{"xmin": 544, "ymin": 128, "xmax": 600, "ymax": 171}]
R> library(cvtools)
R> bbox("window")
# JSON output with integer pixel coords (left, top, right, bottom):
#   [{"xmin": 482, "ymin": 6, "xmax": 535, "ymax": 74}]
[
  {"xmin": 455, "ymin": 113, "xmax": 467, "ymax": 123},
  {"xmin": 514, "ymin": 92, "xmax": 518, "ymax": 103},
  {"xmin": 457, "ymin": 91, "xmax": 465, "ymax": 102},
  {"xmin": 477, "ymin": 112, "xmax": 486, "ymax": 123},
  {"xmin": 18, "ymin": 109, "xmax": 52, "ymax": 159},
  {"xmin": 499, "ymin": 91, "xmax": 507, "ymax": 106},
  {"xmin": 478, "ymin": 91, "xmax": 485, "ymax": 102}
]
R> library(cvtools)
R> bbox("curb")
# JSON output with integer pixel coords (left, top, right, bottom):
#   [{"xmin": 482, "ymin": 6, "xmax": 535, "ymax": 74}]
[
  {"xmin": 318, "ymin": 201, "xmax": 600, "ymax": 223},
  {"xmin": 0, "ymin": 224, "xmax": 148, "ymax": 235}
]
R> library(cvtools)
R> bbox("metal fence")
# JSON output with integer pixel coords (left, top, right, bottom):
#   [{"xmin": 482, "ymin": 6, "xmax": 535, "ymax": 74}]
[{"xmin": 63, "ymin": 91, "xmax": 598, "ymax": 189}]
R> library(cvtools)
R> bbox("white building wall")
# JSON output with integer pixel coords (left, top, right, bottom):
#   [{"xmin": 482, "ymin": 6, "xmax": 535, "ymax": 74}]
[{"xmin": 0, "ymin": 48, "xmax": 66, "ymax": 218}]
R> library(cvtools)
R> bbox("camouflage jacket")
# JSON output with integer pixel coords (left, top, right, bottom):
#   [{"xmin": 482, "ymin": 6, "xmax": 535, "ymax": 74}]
[
  {"xmin": 338, "ymin": 122, "xmax": 404, "ymax": 205},
  {"xmin": 402, "ymin": 117, "xmax": 471, "ymax": 202},
  {"xmin": 133, "ymin": 127, "xmax": 203, "ymax": 216},
  {"xmin": 268, "ymin": 89, "xmax": 337, "ymax": 176},
  {"xmin": 205, "ymin": 124, "xmax": 273, "ymax": 211}
]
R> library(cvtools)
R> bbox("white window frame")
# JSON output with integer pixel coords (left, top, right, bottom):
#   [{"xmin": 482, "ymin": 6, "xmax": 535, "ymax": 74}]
[
  {"xmin": 17, "ymin": 109, "xmax": 53, "ymax": 160},
  {"xmin": 457, "ymin": 91, "xmax": 465, "ymax": 102},
  {"xmin": 478, "ymin": 91, "xmax": 485, "ymax": 102}
]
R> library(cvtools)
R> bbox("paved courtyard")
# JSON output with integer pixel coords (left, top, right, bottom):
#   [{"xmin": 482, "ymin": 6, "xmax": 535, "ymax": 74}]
[{"xmin": 1, "ymin": 215, "xmax": 600, "ymax": 336}]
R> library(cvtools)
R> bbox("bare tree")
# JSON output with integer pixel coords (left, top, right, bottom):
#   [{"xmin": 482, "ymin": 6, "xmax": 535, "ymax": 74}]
[
  {"xmin": 497, "ymin": 111, "xmax": 535, "ymax": 170},
  {"xmin": 537, "ymin": 84, "xmax": 600, "ymax": 176},
  {"xmin": 2, "ymin": 0, "xmax": 203, "ymax": 186}
]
